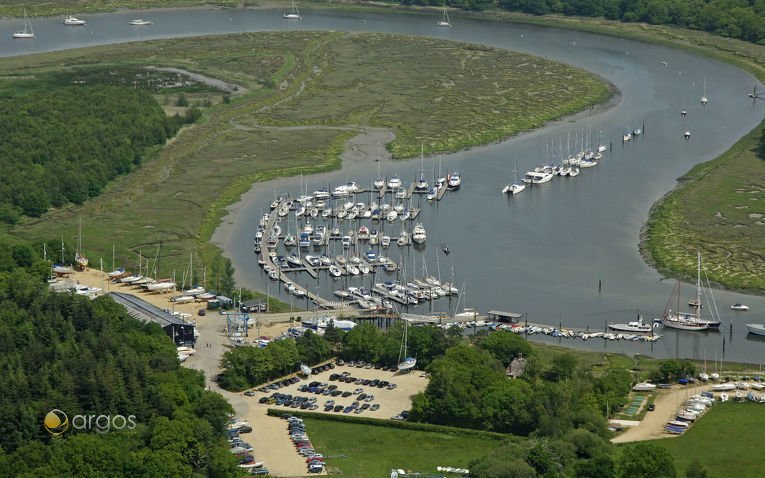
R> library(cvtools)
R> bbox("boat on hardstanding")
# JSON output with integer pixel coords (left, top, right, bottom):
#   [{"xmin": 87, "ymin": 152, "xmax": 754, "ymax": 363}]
[
  {"xmin": 659, "ymin": 252, "xmax": 721, "ymax": 331},
  {"xmin": 398, "ymin": 320, "xmax": 417, "ymax": 371},
  {"xmin": 412, "ymin": 223, "xmax": 427, "ymax": 244}
]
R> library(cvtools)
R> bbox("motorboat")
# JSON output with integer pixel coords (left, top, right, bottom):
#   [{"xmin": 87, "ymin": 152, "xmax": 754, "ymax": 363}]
[
  {"xmin": 129, "ymin": 18, "xmax": 152, "ymax": 26},
  {"xmin": 710, "ymin": 382, "xmax": 736, "ymax": 392},
  {"xmin": 374, "ymin": 177, "xmax": 385, "ymax": 189},
  {"xmin": 412, "ymin": 223, "xmax": 427, "ymax": 244},
  {"xmin": 388, "ymin": 175, "xmax": 401, "ymax": 189},
  {"xmin": 358, "ymin": 226, "xmax": 370, "ymax": 240},
  {"xmin": 381, "ymin": 235, "xmax": 391, "ymax": 248},
  {"xmin": 608, "ymin": 316, "xmax": 653, "ymax": 333},
  {"xmin": 298, "ymin": 232, "xmax": 311, "ymax": 248},
  {"xmin": 63, "ymin": 15, "xmax": 86, "ymax": 26},
  {"xmin": 446, "ymin": 171, "xmax": 462, "ymax": 190},
  {"xmin": 623, "ymin": 132, "xmax": 632, "ymax": 142},
  {"xmin": 386, "ymin": 210, "xmax": 398, "ymax": 222},
  {"xmin": 745, "ymin": 323, "xmax": 765, "ymax": 336},
  {"xmin": 522, "ymin": 171, "xmax": 553, "ymax": 184},
  {"xmin": 342, "ymin": 235, "xmax": 352, "ymax": 248},
  {"xmin": 427, "ymin": 187, "xmax": 438, "ymax": 200},
  {"xmin": 502, "ymin": 183, "xmax": 525, "ymax": 195},
  {"xmin": 329, "ymin": 265, "xmax": 342, "ymax": 277},
  {"xmin": 319, "ymin": 254, "xmax": 332, "ymax": 266},
  {"xmin": 365, "ymin": 250, "xmax": 377, "ymax": 262},
  {"xmin": 731, "ymin": 303, "xmax": 749, "ymax": 311}
]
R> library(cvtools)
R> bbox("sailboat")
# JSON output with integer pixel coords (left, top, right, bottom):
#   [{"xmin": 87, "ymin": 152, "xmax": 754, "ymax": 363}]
[
  {"xmin": 13, "ymin": 9, "xmax": 35, "ymax": 39},
  {"xmin": 502, "ymin": 158, "xmax": 526, "ymax": 195},
  {"xmin": 397, "ymin": 320, "xmax": 417, "ymax": 371},
  {"xmin": 415, "ymin": 143, "xmax": 429, "ymax": 192},
  {"xmin": 74, "ymin": 218, "xmax": 88, "ymax": 270},
  {"xmin": 700, "ymin": 77, "xmax": 708, "ymax": 106},
  {"xmin": 283, "ymin": 0, "xmax": 302, "ymax": 19},
  {"xmin": 437, "ymin": 5, "xmax": 451, "ymax": 27},
  {"xmin": 129, "ymin": 8, "xmax": 152, "ymax": 25},
  {"xmin": 373, "ymin": 146, "xmax": 385, "ymax": 189},
  {"xmin": 659, "ymin": 251, "xmax": 721, "ymax": 331}
]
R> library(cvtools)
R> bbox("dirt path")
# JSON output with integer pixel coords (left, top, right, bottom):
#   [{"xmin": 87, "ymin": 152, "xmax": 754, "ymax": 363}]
[{"xmin": 611, "ymin": 384, "xmax": 708, "ymax": 443}]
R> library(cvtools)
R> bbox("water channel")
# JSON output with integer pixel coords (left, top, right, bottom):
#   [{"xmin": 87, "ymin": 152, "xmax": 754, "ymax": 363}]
[{"xmin": 2, "ymin": 7, "xmax": 764, "ymax": 362}]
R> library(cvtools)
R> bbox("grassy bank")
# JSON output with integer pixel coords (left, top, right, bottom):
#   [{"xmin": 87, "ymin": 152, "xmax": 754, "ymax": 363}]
[
  {"xmin": 621, "ymin": 403, "xmax": 765, "ymax": 477},
  {"xmin": 5, "ymin": 31, "xmax": 608, "ymax": 279},
  {"xmin": 641, "ymin": 121, "xmax": 765, "ymax": 292}
]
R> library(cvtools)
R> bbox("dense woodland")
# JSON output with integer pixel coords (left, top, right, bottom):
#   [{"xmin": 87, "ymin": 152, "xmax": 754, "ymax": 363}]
[
  {"xmin": 405, "ymin": 0, "xmax": 765, "ymax": 44},
  {"xmin": 0, "ymin": 84, "xmax": 197, "ymax": 224},
  {"xmin": 0, "ymin": 241, "xmax": 240, "ymax": 477},
  {"xmin": 220, "ymin": 322, "xmax": 691, "ymax": 476}
]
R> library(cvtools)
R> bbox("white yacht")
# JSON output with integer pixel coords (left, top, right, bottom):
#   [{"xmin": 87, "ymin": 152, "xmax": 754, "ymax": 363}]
[
  {"xmin": 381, "ymin": 235, "xmax": 391, "ymax": 248},
  {"xmin": 608, "ymin": 316, "xmax": 653, "ymax": 333},
  {"xmin": 412, "ymin": 223, "xmax": 427, "ymax": 244},
  {"xmin": 386, "ymin": 210, "xmax": 398, "ymax": 222},
  {"xmin": 623, "ymin": 131, "xmax": 632, "ymax": 142},
  {"xmin": 502, "ymin": 183, "xmax": 525, "ymax": 195},
  {"xmin": 522, "ymin": 171, "xmax": 553, "ymax": 184},
  {"xmin": 447, "ymin": 171, "xmax": 462, "ymax": 190},
  {"xmin": 388, "ymin": 175, "xmax": 401, "ymax": 189},
  {"xmin": 63, "ymin": 15, "xmax": 86, "ymax": 26}
]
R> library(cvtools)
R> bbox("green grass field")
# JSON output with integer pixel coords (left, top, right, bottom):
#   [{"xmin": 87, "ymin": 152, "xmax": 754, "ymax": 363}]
[
  {"xmin": 304, "ymin": 418, "xmax": 504, "ymax": 476},
  {"xmin": 628, "ymin": 402, "xmax": 765, "ymax": 477},
  {"xmin": 4, "ymin": 31, "xmax": 607, "ymax": 280}
]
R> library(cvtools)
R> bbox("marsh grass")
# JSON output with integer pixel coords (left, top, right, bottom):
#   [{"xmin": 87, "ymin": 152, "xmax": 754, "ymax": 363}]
[
  {"xmin": 642, "ymin": 121, "xmax": 765, "ymax": 292},
  {"xmin": 6, "ymin": 31, "xmax": 607, "ymax": 279}
]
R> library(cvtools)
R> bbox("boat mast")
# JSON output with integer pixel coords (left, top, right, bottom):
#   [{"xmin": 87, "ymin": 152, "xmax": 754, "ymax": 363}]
[{"xmin": 696, "ymin": 250, "xmax": 702, "ymax": 320}]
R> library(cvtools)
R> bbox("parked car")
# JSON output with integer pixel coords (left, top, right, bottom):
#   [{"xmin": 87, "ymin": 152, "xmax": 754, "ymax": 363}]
[
  {"xmin": 244, "ymin": 391, "xmax": 256, "ymax": 397},
  {"xmin": 648, "ymin": 403, "xmax": 656, "ymax": 411}
]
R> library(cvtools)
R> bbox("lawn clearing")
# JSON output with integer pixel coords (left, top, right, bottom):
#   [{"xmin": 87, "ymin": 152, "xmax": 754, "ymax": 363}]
[
  {"xmin": 629, "ymin": 402, "xmax": 765, "ymax": 477},
  {"xmin": 304, "ymin": 418, "xmax": 504, "ymax": 476}
]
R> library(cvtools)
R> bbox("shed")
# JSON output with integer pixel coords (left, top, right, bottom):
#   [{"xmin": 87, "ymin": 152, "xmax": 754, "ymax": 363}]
[
  {"xmin": 109, "ymin": 292, "xmax": 196, "ymax": 346},
  {"xmin": 487, "ymin": 310, "xmax": 524, "ymax": 324}
]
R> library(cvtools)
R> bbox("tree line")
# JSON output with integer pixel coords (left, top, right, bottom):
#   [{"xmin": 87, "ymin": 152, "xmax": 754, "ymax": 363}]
[
  {"xmin": 0, "ymin": 240, "xmax": 240, "ymax": 477},
  {"xmin": 0, "ymin": 84, "xmax": 199, "ymax": 224},
  {"xmin": 401, "ymin": 0, "xmax": 765, "ymax": 44}
]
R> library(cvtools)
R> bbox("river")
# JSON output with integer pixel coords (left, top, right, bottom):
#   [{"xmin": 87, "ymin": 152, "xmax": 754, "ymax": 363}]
[{"xmin": 2, "ymin": 7, "xmax": 764, "ymax": 362}]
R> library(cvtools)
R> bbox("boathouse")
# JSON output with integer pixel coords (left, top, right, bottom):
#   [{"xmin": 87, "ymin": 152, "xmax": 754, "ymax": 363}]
[{"xmin": 109, "ymin": 292, "xmax": 196, "ymax": 346}]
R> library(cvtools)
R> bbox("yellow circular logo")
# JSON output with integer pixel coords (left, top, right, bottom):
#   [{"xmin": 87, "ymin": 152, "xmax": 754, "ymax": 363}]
[{"xmin": 44, "ymin": 409, "xmax": 69, "ymax": 435}]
